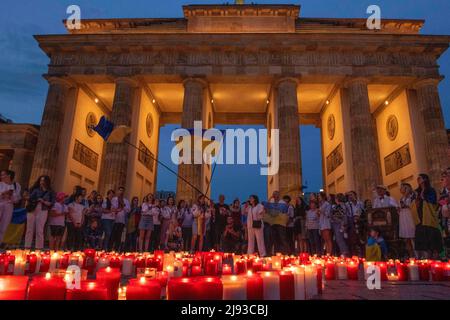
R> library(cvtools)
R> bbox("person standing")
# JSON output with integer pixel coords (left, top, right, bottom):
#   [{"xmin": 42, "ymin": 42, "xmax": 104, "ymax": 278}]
[
  {"xmin": 214, "ymin": 195, "xmax": 230, "ymax": 251},
  {"xmin": 67, "ymin": 193, "xmax": 86, "ymax": 251},
  {"xmin": 283, "ymin": 195, "xmax": 296, "ymax": 254},
  {"xmin": 306, "ymin": 200, "xmax": 321, "ymax": 254},
  {"xmin": 346, "ymin": 191, "xmax": 365, "ymax": 256},
  {"xmin": 191, "ymin": 195, "xmax": 207, "ymax": 252},
  {"xmin": 110, "ymin": 187, "xmax": 130, "ymax": 251},
  {"xmin": 0, "ymin": 170, "xmax": 20, "ymax": 245},
  {"xmin": 125, "ymin": 196, "xmax": 141, "ymax": 252},
  {"xmin": 48, "ymin": 192, "xmax": 67, "ymax": 251},
  {"xmin": 101, "ymin": 190, "xmax": 116, "ymax": 251},
  {"xmin": 25, "ymin": 175, "xmax": 55, "ymax": 250},
  {"xmin": 244, "ymin": 195, "xmax": 266, "ymax": 257},
  {"xmin": 151, "ymin": 199, "xmax": 162, "ymax": 250},
  {"xmin": 372, "ymin": 185, "xmax": 398, "ymax": 208},
  {"xmin": 138, "ymin": 194, "xmax": 154, "ymax": 252},
  {"xmin": 330, "ymin": 193, "xmax": 349, "ymax": 257},
  {"xmin": 178, "ymin": 200, "xmax": 193, "ymax": 251},
  {"xmin": 398, "ymin": 183, "xmax": 417, "ymax": 258},
  {"xmin": 414, "ymin": 173, "xmax": 443, "ymax": 259},
  {"xmin": 159, "ymin": 199, "xmax": 172, "ymax": 250},
  {"xmin": 318, "ymin": 192, "xmax": 333, "ymax": 255},
  {"xmin": 264, "ymin": 191, "xmax": 289, "ymax": 255},
  {"xmin": 294, "ymin": 196, "xmax": 308, "ymax": 254}
]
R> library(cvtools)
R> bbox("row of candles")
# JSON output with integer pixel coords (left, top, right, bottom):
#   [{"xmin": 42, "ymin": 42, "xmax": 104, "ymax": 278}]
[{"xmin": 0, "ymin": 249, "xmax": 449, "ymax": 300}]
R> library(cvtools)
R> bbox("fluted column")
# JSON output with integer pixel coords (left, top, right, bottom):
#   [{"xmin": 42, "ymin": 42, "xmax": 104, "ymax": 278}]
[
  {"xmin": 414, "ymin": 78, "xmax": 449, "ymax": 186},
  {"xmin": 98, "ymin": 78, "xmax": 138, "ymax": 194},
  {"xmin": 345, "ymin": 78, "xmax": 382, "ymax": 200},
  {"xmin": 29, "ymin": 77, "xmax": 74, "ymax": 185},
  {"xmin": 274, "ymin": 78, "xmax": 302, "ymax": 199},
  {"xmin": 11, "ymin": 148, "xmax": 34, "ymax": 189},
  {"xmin": 176, "ymin": 78, "xmax": 206, "ymax": 202}
]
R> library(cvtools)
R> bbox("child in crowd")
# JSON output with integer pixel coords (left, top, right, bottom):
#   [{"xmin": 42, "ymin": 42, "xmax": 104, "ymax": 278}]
[
  {"xmin": 48, "ymin": 192, "xmax": 67, "ymax": 251},
  {"xmin": 67, "ymin": 193, "xmax": 86, "ymax": 251},
  {"xmin": 167, "ymin": 220, "xmax": 183, "ymax": 251},
  {"xmin": 222, "ymin": 216, "xmax": 240, "ymax": 253},
  {"xmin": 306, "ymin": 200, "xmax": 321, "ymax": 254},
  {"xmin": 85, "ymin": 219, "xmax": 102, "ymax": 249},
  {"xmin": 365, "ymin": 227, "xmax": 388, "ymax": 261}
]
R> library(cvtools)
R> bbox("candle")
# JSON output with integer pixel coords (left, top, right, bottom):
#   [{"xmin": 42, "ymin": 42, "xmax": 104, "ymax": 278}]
[
  {"xmin": 336, "ymin": 262, "xmax": 347, "ymax": 280},
  {"xmin": 279, "ymin": 271, "xmax": 295, "ymax": 300},
  {"xmin": 122, "ymin": 256, "xmax": 134, "ymax": 277},
  {"xmin": 96, "ymin": 267, "xmax": 121, "ymax": 300},
  {"xmin": 407, "ymin": 261, "xmax": 420, "ymax": 281},
  {"xmin": 193, "ymin": 276, "xmax": 223, "ymax": 300},
  {"xmin": 0, "ymin": 276, "xmax": 29, "ymax": 300},
  {"xmin": 167, "ymin": 277, "xmax": 194, "ymax": 300},
  {"xmin": 304, "ymin": 265, "xmax": 318, "ymax": 299},
  {"xmin": 191, "ymin": 265, "xmax": 202, "ymax": 277},
  {"xmin": 261, "ymin": 272, "xmax": 280, "ymax": 300},
  {"xmin": 222, "ymin": 275, "xmax": 246, "ymax": 300},
  {"xmin": 418, "ymin": 262, "xmax": 430, "ymax": 281},
  {"xmin": 66, "ymin": 281, "xmax": 108, "ymax": 300},
  {"xmin": 251, "ymin": 259, "xmax": 263, "ymax": 273},
  {"xmin": 272, "ymin": 255, "xmax": 282, "ymax": 271},
  {"xmin": 49, "ymin": 253, "xmax": 59, "ymax": 272},
  {"xmin": 387, "ymin": 273, "xmax": 398, "ymax": 281},
  {"xmin": 234, "ymin": 260, "xmax": 247, "ymax": 275},
  {"xmin": 325, "ymin": 261, "xmax": 336, "ymax": 280},
  {"xmin": 96, "ymin": 257, "xmax": 109, "ymax": 271},
  {"xmin": 376, "ymin": 262, "xmax": 388, "ymax": 281},
  {"xmin": 127, "ymin": 277, "xmax": 161, "ymax": 300},
  {"xmin": 28, "ymin": 273, "xmax": 66, "ymax": 300},
  {"xmin": 396, "ymin": 263, "xmax": 408, "ymax": 281},
  {"xmin": 173, "ymin": 260, "xmax": 183, "ymax": 278},
  {"xmin": 26, "ymin": 254, "xmax": 38, "ymax": 275},
  {"xmin": 444, "ymin": 263, "xmax": 450, "ymax": 281},
  {"xmin": 347, "ymin": 261, "xmax": 359, "ymax": 280},
  {"xmin": 39, "ymin": 254, "xmax": 51, "ymax": 273},
  {"xmin": 291, "ymin": 266, "xmax": 305, "ymax": 300},
  {"xmin": 222, "ymin": 264, "xmax": 232, "ymax": 275},
  {"xmin": 13, "ymin": 257, "xmax": 25, "ymax": 276},
  {"xmin": 431, "ymin": 262, "xmax": 444, "ymax": 281},
  {"xmin": 205, "ymin": 260, "xmax": 219, "ymax": 276},
  {"xmin": 246, "ymin": 271, "xmax": 263, "ymax": 300}
]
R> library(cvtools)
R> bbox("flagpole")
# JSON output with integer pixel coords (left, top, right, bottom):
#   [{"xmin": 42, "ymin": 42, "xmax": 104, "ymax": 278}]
[{"xmin": 122, "ymin": 140, "xmax": 211, "ymax": 201}]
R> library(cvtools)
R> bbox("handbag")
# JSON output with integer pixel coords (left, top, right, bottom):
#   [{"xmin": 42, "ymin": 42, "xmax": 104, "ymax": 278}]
[{"xmin": 250, "ymin": 206, "xmax": 262, "ymax": 229}]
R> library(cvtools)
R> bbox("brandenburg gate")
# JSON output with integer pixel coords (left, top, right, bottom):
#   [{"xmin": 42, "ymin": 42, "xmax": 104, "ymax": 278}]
[{"xmin": 30, "ymin": 3, "xmax": 450, "ymax": 201}]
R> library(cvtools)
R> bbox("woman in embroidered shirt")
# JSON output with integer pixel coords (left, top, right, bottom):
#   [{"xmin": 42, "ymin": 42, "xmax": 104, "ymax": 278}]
[
  {"xmin": 414, "ymin": 174, "xmax": 443, "ymax": 259},
  {"xmin": 398, "ymin": 183, "xmax": 417, "ymax": 258}
]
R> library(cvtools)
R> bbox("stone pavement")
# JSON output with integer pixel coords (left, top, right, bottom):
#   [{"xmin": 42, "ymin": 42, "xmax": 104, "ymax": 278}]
[{"xmin": 319, "ymin": 280, "xmax": 450, "ymax": 300}]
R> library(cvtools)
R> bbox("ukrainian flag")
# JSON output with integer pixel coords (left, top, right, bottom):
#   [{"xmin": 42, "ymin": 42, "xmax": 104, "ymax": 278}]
[{"xmin": 2, "ymin": 208, "xmax": 27, "ymax": 245}]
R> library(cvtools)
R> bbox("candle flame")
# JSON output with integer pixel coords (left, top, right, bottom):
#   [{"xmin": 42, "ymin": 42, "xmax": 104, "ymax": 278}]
[
  {"xmin": 140, "ymin": 277, "xmax": 146, "ymax": 284},
  {"xmin": 45, "ymin": 272, "xmax": 51, "ymax": 280},
  {"xmin": 247, "ymin": 270, "xmax": 253, "ymax": 277},
  {"xmin": 88, "ymin": 282, "xmax": 95, "ymax": 289},
  {"xmin": 231, "ymin": 275, "xmax": 237, "ymax": 281},
  {"xmin": 106, "ymin": 267, "xmax": 111, "ymax": 272}
]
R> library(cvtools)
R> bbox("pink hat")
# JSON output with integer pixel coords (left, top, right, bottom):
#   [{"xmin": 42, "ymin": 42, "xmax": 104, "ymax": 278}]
[{"xmin": 56, "ymin": 192, "xmax": 66, "ymax": 202}]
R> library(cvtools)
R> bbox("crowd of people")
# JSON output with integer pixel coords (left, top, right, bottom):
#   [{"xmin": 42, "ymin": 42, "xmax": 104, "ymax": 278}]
[{"xmin": 0, "ymin": 169, "xmax": 449, "ymax": 261}]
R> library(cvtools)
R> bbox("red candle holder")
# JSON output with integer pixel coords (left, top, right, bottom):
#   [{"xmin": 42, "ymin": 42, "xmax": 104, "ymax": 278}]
[
  {"xmin": 246, "ymin": 272, "xmax": 263, "ymax": 300},
  {"xmin": 325, "ymin": 262, "xmax": 336, "ymax": 280},
  {"xmin": 127, "ymin": 277, "xmax": 161, "ymax": 300},
  {"xmin": 96, "ymin": 267, "xmax": 121, "ymax": 300},
  {"xmin": 279, "ymin": 271, "xmax": 295, "ymax": 300},
  {"xmin": 431, "ymin": 262, "xmax": 444, "ymax": 281},
  {"xmin": 0, "ymin": 275, "xmax": 29, "ymax": 300},
  {"xmin": 193, "ymin": 276, "xmax": 223, "ymax": 300},
  {"xmin": 66, "ymin": 280, "xmax": 108, "ymax": 300},
  {"xmin": 396, "ymin": 263, "xmax": 408, "ymax": 281},
  {"xmin": 28, "ymin": 273, "xmax": 66, "ymax": 300}
]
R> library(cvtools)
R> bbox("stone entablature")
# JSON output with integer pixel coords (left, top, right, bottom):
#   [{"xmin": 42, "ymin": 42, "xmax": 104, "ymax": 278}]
[{"xmin": 66, "ymin": 4, "xmax": 423, "ymax": 35}]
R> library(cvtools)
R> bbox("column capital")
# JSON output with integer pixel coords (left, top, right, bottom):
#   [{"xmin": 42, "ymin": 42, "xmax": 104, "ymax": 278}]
[
  {"xmin": 114, "ymin": 77, "xmax": 139, "ymax": 88},
  {"xmin": 412, "ymin": 77, "xmax": 443, "ymax": 90},
  {"xmin": 343, "ymin": 77, "xmax": 370, "ymax": 88},
  {"xmin": 45, "ymin": 76, "xmax": 76, "ymax": 89},
  {"xmin": 182, "ymin": 77, "xmax": 208, "ymax": 89},
  {"xmin": 273, "ymin": 77, "xmax": 300, "ymax": 88}
]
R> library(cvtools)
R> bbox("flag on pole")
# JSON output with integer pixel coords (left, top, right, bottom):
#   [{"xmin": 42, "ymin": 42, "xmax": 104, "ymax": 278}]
[{"xmin": 93, "ymin": 116, "xmax": 132, "ymax": 143}]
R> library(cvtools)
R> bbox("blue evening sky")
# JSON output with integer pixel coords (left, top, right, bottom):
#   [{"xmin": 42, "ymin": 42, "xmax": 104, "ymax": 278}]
[{"xmin": 0, "ymin": 0, "xmax": 449, "ymax": 201}]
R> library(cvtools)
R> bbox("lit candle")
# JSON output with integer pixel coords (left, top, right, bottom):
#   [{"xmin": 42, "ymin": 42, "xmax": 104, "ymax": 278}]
[
  {"xmin": 418, "ymin": 261, "xmax": 430, "ymax": 281},
  {"xmin": 0, "ymin": 276, "xmax": 28, "ymax": 300},
  {"xmin": 96, "ymin": 256, "xmax": 109, "ymax": 271},
  {"xmin": 205, "ymin": 259, "xmax": 219, "ymax": 276},
  {"xmin": 39, "ymin": 254, "xmax": 51, "ymax": 273},
  {"xmin": 407, "ymin": 261, "xmax": 420, "ymax": 281},
  {"xmin": 347, "ymin": 261, "xmax": 359, "ymax": 280},
  {"xmin": 191, "ymin": 265, "xmax": 202, "ymax": 277},
  {"xmin": 49, "ymin": 253, "xmax": 59, "ymax": 272},
  {"xmin": 325, "ymin": 261, "xmax": 336, "ymax": 280},
  {"xmin": 127, "ymin": 277, "xmax": 161, "ymax": 300},
  {"xmin": 173, "ymin": 260, "xmax": 183, "ymax": 278},
  {"xmin": 122, "ymin": 256, "xmax": 134, "ymax": 277},
  {"xmin": 291, "ymin": 266, "xmax": 305, "ymax": 300},
  {"xmin": 431, "ymin": 262, "xmax": 444, "ymax": 281},
  {"xmin": 376, "ymin": 262, "xmax": 388, "ymax": 281},
  {"xmin": 66, "ymin": 281, "xmax": 108, "ymax": 300},
  {"xmin": 272, "ymin": 255, "xmax": 282, "ymax": 271},
  {"xmin": 222, "ymin": 275, "xmax": 246, "ymax": 300},
  {"xmin": 279, "ymin": 271, "xmax": 295, "ymax": 300},
  {"xmin": 28, "ymin": 273, "xmax": 66, "ymax": 300},
  {"xmin": 13, "ymin": 257, "xmax": 25, "ymax": 276},
  {"xmin": 234, "ymin": 259, "xmax": 247, "ymax": 275},
  {"xmin": 167, "ymin": 277, "xmax": 194, "ymax": 300},
  {"xmin": 96, "ymin": 267, "xmax": 121, "ymax": 300},
  {"xmin": 336, "ymin": 262, "xmax": 347, "ymax": 280},
  {"xmin": 193, "ymin": 276, "xmax": 223, "ymax": 300},
  {"xmin": 444, "ymin": 263, "xmax": 450, "ymax": 281},
  {"xmin": 304, "ymin": 265, "xmax": 318, "ymax": 299},
  {"xmin": 246, "ymin": 271, "xmax": 263, "ymax": 300},
  {"xmin": 396, "ymin": 262, "xmax": 408, "ymax": 281},
  {"xmin": 261, "ymin": 271, "xmax": 280, "ymax": 300},
  {"xmin": 387, "ymin": 273, "xmax": 398, "ymax": 281},
  {"xmin": 222, "ymin": 264, "xmax": 232, "ymax": 275}
]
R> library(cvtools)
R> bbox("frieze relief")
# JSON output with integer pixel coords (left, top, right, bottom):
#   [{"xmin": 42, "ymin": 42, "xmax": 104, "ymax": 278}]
[{"xmin": 50, "ymin": 50, "xmax": 437, "ymax": 68}]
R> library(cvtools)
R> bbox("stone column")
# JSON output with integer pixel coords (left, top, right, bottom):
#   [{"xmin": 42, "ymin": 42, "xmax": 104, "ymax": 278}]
[
  {"xmin": 344, "ymin": 78, "xmax": 382, "ymax": 200},
  {"xmin": 273, "ymin": 78, "xmax": 302, "ymax": 199},
  {"xmin": 414, "ymin": 78, "xmax": 449, "ymax": 186},
  {"xmin": 11, "ymin": 148, "xmax": 34, "ymax": 189},
  {"xmin": 29, "ymin": 77, "xmax": 74, "ymax": 185},
  {"xmin": 98, "ymin": 78, "xmax": 138, "ymax": 194},
  {"xmin": 176, "ymin": 78, "xmax": 206, "ymax": 202}
]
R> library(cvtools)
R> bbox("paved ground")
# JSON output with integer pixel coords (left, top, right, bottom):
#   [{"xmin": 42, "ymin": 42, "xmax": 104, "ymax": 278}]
[{"xmin": 319, "ymin": 280, "xmax": 450, "ymax": 300}]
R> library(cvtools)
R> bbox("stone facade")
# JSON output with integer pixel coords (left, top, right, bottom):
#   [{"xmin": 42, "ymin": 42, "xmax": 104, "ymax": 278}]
[{"xmin": 27, "ymin": 3, "xmax": 450, "ymax": 200}]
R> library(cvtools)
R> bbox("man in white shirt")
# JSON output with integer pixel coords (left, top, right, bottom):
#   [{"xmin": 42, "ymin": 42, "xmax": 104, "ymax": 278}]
[
  {"xmin": 372, "ymin": 185, "xmax": 398, "ymax": 208},
  {"xmin": 0, "ymin": 170, "xmax": 21, "ymax": 244}
]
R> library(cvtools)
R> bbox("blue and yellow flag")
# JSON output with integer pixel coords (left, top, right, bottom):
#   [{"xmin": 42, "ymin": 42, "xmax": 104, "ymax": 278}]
[{"xmin": 3, "ymin": 208, "xmax": 27, "ymax": 245}]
